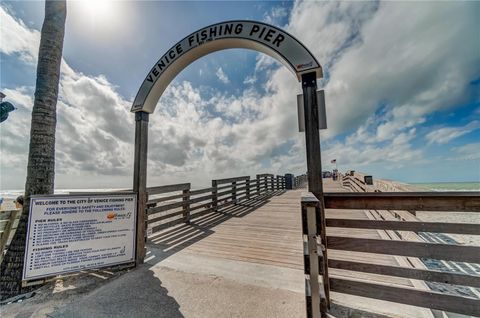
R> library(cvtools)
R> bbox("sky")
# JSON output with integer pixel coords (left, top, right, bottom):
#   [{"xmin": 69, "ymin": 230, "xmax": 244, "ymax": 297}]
[{"xmin": 1, "ymin": 0, "xmax": 479, "ymax": 191}]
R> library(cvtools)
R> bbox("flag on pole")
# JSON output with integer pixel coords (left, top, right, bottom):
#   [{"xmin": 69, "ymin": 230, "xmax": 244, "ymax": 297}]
[{"xmin": 331, "ymin": 159, "xmax": 336, "ymax": 164}]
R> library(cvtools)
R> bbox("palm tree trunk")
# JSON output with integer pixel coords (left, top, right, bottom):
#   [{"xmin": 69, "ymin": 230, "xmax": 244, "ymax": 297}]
[{"xmin": 0, "ymin": 0, "xmax": 66, "ymax": 300}]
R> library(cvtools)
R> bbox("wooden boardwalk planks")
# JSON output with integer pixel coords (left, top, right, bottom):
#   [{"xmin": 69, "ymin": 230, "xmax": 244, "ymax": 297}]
[{"xmin": 148, "ymin": 180, "xmax": 415, "ymax": 288}]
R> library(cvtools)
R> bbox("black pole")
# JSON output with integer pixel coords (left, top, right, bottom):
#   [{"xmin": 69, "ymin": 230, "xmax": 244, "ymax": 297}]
[
  {"xmin": 301, "ymin": 71, "xmax": 330, "ymax": 308},
  {"xmin": 133, "ymin": 111, "xmax": 149, "ymax": 265}
]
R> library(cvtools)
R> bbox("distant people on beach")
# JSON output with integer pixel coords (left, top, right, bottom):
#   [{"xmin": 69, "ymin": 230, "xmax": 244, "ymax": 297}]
[{"xmin": 14, "ymin": 195, "xmax": 24, "ymax": 209}]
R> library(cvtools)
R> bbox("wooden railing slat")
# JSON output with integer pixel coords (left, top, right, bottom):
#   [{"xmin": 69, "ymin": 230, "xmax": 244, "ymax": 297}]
[
  {"xmin": 327, "ymin": 236, "xmax": 480, "ymax": 263},
  {"xmin": 213, "ymin": 176, "xmax": 250, "ymax": 184},
  {"xmin": 330, "ymin": 277, "xmax": 480, "ymax": 316},
  {"xmin": 190, "ymin": 187, "xmax": 215, "ymax": 195},
  {"xmin": 329, "ymin": 259, "xmax": 480, "ymax": 288},
  {"xmin": 324, "ymin": 192, "xmax": 480, "ymax": 212},
  {"xmin": 147, "ymin": 183, "xmax": 190, "ymax": 195},
  {"xmin": 217, "ymin": 189, "xmax": 234, "ymax": 197},
  {"xmin": 326, "ymin": 218, "xmax": 480, "ymax": 235},
  {"xmin": 147, "ymin": 201, "xmax": 185, "ymax": 214},
  {"xmin": 189, "ymin": 194, "xmax": 213, "ymax": 204},
  {"xmin": 148, "ymin": 192, "xmax": 187, "ymax": 204}
]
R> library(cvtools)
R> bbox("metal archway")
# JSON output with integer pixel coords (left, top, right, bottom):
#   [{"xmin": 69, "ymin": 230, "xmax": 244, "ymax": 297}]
[
  {"xmin": 132, "ymin": 22, "xmax": 326, "ymax": 285},
  {"xmin": 131, "ymin": 20, "xmax": 322, "ymax": 114}
]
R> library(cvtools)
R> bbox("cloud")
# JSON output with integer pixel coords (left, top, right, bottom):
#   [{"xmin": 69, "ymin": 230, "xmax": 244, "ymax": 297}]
[
  {"xmin": 264, "ymin": 6, "xmax": 289, "ymax": 25},
  {"xmin": 2, "ymin": 1, "xmax": 479, "ymax": 190},
  {"xmin": 215, "ymin": 67, "xmax": 229, "ymax": 84},
  {"xmin": 0, "ymin": 5, "xmax": 40, "ymax": 64},
  {"xmin": 451, "ymin": 143, "xmax": 480, "ymax": 161},
  {"xmin": 0, "ymin": 3, "xmax": 307, "ymax": 189},
  {"xmin": 243, "ymin": 75, "xmax": 257, "ymax": 85},
  {"xmin": 288, "ymin": 1, "xmax": 480, "ymax": 140},
  {"xmin": 0, "ymin": 5, "xmax": 135, "ymax": 189},
  {"xmin": 426, "ymin": 121, "xmax": 480, "ymax": 145}
]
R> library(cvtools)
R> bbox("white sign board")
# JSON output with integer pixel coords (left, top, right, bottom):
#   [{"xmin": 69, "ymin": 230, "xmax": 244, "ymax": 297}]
[
  {"xmin": 23, "ymin": 193, "xmax": 136, "ymax": 281},
  {"xmin": 297, "ymin": 90, "xmax": 327, "ymax": 132},
  {"xmin": 132, "ymin": 20, "xmax": 322, "ymax": 114}
]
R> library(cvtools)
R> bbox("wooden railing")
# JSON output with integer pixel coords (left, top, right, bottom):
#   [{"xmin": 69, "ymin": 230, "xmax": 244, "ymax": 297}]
[
  {"xmin": 146, "ymin": 173, "xmax": 286, "ymax": 235},
  {"xmin": 0, "ymin": 209, "xmax": 20, "ymax": 263},
  {"xmin": 342, "ymin": 174, "xmax": 367, "ymax": 192},
  {"xmin": 294, "ymin": 174, "xmax": 308, "ymax": 189},
  {"xmin": 305, "ymin": 190, "xmax": 480, "ymax": 317}
]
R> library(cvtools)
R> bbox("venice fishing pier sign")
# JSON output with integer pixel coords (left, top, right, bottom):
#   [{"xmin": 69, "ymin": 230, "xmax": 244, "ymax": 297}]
[{"xmin": 131, "ymin": 20, "xmax": 322, "ymax": 113}]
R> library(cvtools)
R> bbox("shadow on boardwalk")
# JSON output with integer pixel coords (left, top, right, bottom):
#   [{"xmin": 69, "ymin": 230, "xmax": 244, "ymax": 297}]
[{"xmin": 146, "ymin": 190, "xmax": 286, "ymax": 264}]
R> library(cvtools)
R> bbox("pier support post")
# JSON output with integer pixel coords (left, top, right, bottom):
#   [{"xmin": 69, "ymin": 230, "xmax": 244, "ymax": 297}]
[
  {"xmin": 301, "ymin": 72, "xmax": 330, "ymax": 307},
  {"xmin": 133, "ymin": 111, "xmax": 149, "ymax": 265}
]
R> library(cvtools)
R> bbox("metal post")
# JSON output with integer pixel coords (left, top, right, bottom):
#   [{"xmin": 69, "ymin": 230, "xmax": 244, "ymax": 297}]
[
  {"xmin": 133, "ymin": 111, "xmax": 149, "ymax": 265},
  {"xmin": 245, "ymin": 176, "xmax": 250, "ymax": 200},
  {"xmin": 301, "ymin": 71, "xmax": 330, "ymax": 307}
]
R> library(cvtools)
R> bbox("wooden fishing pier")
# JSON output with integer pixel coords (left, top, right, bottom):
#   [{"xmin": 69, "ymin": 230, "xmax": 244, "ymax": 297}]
[{"xmin": 137, "ymin": 173, "xmax": 480, "ymax": 318}]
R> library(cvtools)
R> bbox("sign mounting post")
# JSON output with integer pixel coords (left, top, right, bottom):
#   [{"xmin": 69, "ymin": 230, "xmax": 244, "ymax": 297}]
[{"xmin": 301, "ymin": 71, "xmax": 330, "ymax": 309}]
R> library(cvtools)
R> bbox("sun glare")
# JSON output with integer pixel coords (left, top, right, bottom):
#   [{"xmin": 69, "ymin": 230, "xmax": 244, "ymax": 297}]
[{"xmin": 76, "ymin": 0, "xmax": 119, "ymax": 27}]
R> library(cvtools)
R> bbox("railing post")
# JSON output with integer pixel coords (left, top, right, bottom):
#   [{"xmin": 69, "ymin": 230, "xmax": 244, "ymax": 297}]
[
  {"xmin": 302, "ymin": 194, "xmax": 328, "ymax": 318},
  {"xmin": 264, "ymin": 175, "xmax": 268, "ymax": 193},
  {"xmin": 232, "ymin": 181, "xmax": 237, "ymax": 203},
  {"xmin": 256, "ymin": 174, "xmax": 261, "ymax": 195},
  {"xmin": 183, "ymin": 185, "xmax": 191, "ymax": 224},
  {"xmin": 270, "ymin": 174, "xmax": 274, "ymax": 192},
  {"xmin": 246, "ymin": 176, "xmax": 250, "ymax": 200},
  {"xmin": 212, "ymin": 180, "xmax": 218, "ymax": 211}
]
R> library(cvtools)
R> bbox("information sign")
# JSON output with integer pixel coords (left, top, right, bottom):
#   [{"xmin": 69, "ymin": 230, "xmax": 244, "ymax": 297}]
[{"xmin": 23, "ymin": 193, "xmax": 136, "ymax": 281}]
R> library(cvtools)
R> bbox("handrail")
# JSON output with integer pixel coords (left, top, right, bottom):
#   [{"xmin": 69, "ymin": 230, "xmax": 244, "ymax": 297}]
[
  {"xmin": 301, "ymin": 193, "xmax": 329, "ymax": 316},
  {"xmin": 323, "ymin": 177, "xmax": 480, "ymax": 317},
  {"xmin": 146, "ymin": 173, "xmax": 287, "ymax": 233},
  {"xmin": 324, "ymin": 192, "xmax": 480, "ymax": 211},
  {"xmin": 294, "ymin": 174, "xmax": 308, "ymax": 189}
]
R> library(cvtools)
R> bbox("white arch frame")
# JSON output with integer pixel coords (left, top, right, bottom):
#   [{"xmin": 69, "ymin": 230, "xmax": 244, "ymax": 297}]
[{"xmin": 131, "ymin": 20, "xmax": 322, "ymax": 113}]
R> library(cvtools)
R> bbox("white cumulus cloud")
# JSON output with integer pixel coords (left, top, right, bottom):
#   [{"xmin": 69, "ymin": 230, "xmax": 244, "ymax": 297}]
[
  {"xmin": 426, "ymin": 121, "xmax": 480, "ymax": 145},
  {"xmin": 215, "ymin": 67, "xmax": 230, "ymax": 84}
]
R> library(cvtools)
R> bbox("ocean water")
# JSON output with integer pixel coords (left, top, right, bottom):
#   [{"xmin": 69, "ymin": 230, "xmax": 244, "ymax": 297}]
[{"xmin": 411, "ymin": 182, "xmax": 480, "ymax": 192}]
